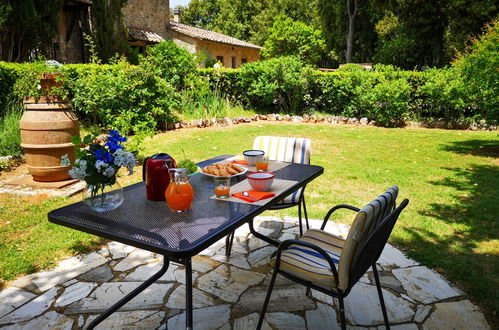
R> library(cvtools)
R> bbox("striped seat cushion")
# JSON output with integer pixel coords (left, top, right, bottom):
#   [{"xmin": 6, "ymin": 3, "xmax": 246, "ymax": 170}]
[
  {"xmin": 253, "ymin": 136, "xmax": 311, "ymax": 204},
  {"xmin": 337, "ymin": 186, "xmax": 398, "ymax": 290},
  {"xmin": 280, "ymin": 229, "xmax": 345, "ymax": 288},
  {"xmin": 278, "ymin": 186, "xmax": 399, "ymax": 291}
]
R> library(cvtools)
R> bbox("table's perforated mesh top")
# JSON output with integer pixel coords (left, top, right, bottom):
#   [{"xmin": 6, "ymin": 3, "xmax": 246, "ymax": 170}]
[{"xmin": 48, "ymin": 157, "xmax": 323, "ymax": 257}]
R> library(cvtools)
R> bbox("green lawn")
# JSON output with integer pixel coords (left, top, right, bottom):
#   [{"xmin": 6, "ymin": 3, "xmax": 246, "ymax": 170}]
[{"xmin": 0, "ymin": 123, "xmax": 497, "ymax": 324}]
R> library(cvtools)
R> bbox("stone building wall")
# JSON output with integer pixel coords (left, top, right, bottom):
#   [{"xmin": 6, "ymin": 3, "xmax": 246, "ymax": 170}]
[
  {"xmin": 169, "ymin": 31, "xmax": 197, "ymax": 54},
  {"xmin": 197, "ymin": 40, "xmax": 260, "ymax": 68},
  {"xmin": 169, "ymin": 30, "xmax": 260, "ymax": 68},
  {"xmin": 122, "ymin": 0, "xmax": 169, "ymax": 39}
]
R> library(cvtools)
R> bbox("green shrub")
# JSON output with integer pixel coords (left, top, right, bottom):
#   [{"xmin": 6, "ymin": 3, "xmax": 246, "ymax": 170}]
[
  {"xmin": 238, "ymin": 56, "xmax": 307, "ymax": 113},
  {"xmin": 140, "ymin": 41, "xmax": 197, "ymax": 90},
  {"xmin": 0, "ymin": 63, "xmax": 18, "ymax": 117},
  {"xmin": 360, "ymin": 74, "xmax": 411, "ymax": 126},
  {"xmin": 68, "ymin": 58, "xmax": 177, "ymax": 135},
  {"xmin": 0, "ymin": 102, "xmax": 22, "ymax": 157},
  {"xmin": 416, "ymin": 67, "xmax": 467, "ymax": 120},
  {"xmin": 453, "ymin": 19, "xmax": 499, "ymax": 123},
  {"xmin": 261, "ymin": 15, "xmax": 328, "ymax": 67}
]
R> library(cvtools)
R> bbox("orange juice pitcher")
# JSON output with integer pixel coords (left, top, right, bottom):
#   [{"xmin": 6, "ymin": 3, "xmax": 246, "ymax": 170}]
[{"xmin": 165, "ymin": 168, "xmax": 194, "ymax": 212}]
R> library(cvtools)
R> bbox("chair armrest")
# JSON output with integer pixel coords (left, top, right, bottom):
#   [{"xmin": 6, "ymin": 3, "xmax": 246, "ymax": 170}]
[
  {"xmin": 276, "ymin": 239, "xmax": 340, "ymax": 287},
  {"xmin": 321, "ymin": 204, "xmax": 360, "ymax": 230}
]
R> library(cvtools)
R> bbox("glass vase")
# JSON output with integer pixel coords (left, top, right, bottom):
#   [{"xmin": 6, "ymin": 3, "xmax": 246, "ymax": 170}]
[{"xmin": 83, "ymin": 181, "xmax": 124, "ymax": 212}]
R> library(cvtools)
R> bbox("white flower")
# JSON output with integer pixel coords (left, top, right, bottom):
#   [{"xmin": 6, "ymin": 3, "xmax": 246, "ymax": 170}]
[
  {"xmin": 113, "ymin": 149, "xmax": 136, "ymax": 175},
  {"xmin": 103, "ymin": 166, "xmax": 116, "ymax": 178},
  {"xmin": 95, "ymin": 160, "xmax": 107, "ymax": 173},
  {"xmin": 68, "ymin": 159, "xmax": 88, "ymax": 180},
  {"xmin": 60, "ymin": 154, "xmax": 70, "ymax": 167}
]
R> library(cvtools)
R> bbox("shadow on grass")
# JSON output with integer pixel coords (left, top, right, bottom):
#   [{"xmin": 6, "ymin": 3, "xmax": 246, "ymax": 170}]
[
  {"xmin": 393, "ymin": 163, "xmax": 498, "ymax": 326},
  {"xmin": 440, "ymin": 139, "xmax": 499, "ymax": 158}
]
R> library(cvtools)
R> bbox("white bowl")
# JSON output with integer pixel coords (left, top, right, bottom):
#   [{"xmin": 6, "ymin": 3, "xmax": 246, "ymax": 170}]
[
  {"xmin": 246, "ymin": 171, "xmax": 275, "ymax": 192},
  {"xmin": 243, "ymin": 150, "xmax": 265, "ymax": 166}
]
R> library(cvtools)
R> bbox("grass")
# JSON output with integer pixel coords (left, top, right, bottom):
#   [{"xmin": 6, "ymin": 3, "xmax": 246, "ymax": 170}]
[
  {"xmin": 0, "ymin": 123, "xmax": 497, "ymax": 324},
  {"xmin": 0, "ymin": 102, "xmax": 22, "ymax": 157},
  {"xmin": 177, "ymin": 90, "xmax": 255, "ymax": 122}
]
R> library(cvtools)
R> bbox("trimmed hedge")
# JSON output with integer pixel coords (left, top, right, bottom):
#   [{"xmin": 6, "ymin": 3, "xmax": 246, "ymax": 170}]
[
  {"xmin": 200, "ymin": 61, "xmax": 494, "ymax": 126},
  {"xmin": 0, "ymin": 60, "xmax": 178, "ymax": 135},
  {"xmin": 0, "ymin": 57, "xmax": 496, "ymax": 132}
]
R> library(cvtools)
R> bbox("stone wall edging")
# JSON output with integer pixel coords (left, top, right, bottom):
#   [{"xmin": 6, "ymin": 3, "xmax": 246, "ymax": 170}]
[{"xmin": 170, "ymin": 114, "xmax": 497, "ymax": 131}]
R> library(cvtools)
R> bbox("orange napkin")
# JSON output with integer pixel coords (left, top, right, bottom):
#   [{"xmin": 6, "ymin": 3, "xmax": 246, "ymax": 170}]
[
  {"xmin": 232, "ymin": 190, "xmax": 275, "ymax": 203},
  {"xmin": 231, "ymin": 159, "xmax": 249, "ymax": 165}
]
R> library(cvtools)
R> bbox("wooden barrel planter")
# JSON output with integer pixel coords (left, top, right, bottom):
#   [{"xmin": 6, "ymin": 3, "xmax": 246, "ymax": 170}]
[{"xmin": 20, "ymin": 97, "xmax": 79, "ymax": 182}]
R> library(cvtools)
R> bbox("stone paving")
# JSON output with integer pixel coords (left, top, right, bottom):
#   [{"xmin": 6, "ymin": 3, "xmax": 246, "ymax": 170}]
[
  {"xmin": 0, "ymin": 175, "xmax": 85, "ymax": 198},
  {"xmin": 0, "ymin": 216, "xmax": 490, "ymax": 329}
]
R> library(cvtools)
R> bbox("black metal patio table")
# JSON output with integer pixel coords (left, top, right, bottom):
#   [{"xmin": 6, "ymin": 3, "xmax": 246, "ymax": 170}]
[{"xmin": 48, "ymin": 155, "xmax": 324, "ymax": 329}]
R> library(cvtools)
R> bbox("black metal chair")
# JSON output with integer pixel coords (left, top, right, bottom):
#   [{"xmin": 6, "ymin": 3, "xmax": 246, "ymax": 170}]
[
  {"xmin": 257, "ymin": 188, "xmax": 408, "ymax": 330},
  {"xmin": 225, "ymin": 136, "xmax": 312, "ymax": 257}
]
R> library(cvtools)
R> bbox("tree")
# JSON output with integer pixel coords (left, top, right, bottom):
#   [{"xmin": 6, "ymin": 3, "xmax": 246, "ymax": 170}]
[
  {"xmin": 346, "ymin": 0, "xmax": 358, "ymax": 63},
  {"xmin": 180, "ymin": 0, "xmax": 220, "ymax": 27},
  {"xmin": 261, "ymin": 15, "xmax": 328, "ymax": 67},
  {"xmin": 248, "ymin": 0, "xmax": 320, "ymax": 45},
  {"xmin": 90, "ymin": 0, "xmax": 130, "ymax": 62},
  {"xmin": 0, "ymin": 0, "xmax": 63, "ymax": 62},
  {"xmin": 317, "ymin": 0, "xmax": 377, "ymax": 65},
  {"xmin": 179, "ymin": 0, "xmax": 320, "ymax": 46},
  {"xmin": 444, "ymin": 0, "xmax": 498, "ymax": 62},
  {"xmin": 453, "ymin": 19, "xmax": 499, "ymax": 122}
]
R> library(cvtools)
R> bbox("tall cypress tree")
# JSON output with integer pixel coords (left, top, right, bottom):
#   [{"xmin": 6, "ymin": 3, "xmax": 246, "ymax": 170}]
[{"xmin": 90, "ymin": 0, "xmax": 129, "ymax": 62}]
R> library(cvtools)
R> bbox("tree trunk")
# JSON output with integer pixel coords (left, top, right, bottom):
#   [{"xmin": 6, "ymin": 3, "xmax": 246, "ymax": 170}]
[
  {"xmin": 7, "ymin": 32, "xmax": 14, "ymax": 62},
  {"xmin": 346, "ymin": 0, "xmax": 358, "ymax": 63}
]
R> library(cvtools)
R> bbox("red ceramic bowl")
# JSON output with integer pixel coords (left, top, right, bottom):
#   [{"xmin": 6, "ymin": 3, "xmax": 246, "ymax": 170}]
[{"xmin": 246, "ymin": 171, "xmax": 275, "ymax": 192}]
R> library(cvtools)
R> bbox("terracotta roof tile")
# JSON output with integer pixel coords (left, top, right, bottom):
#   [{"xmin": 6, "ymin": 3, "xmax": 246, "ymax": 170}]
[
  {"xmin": 168, "ymin": 22, "xmax": 262, "ymax": 49},
  {"xmin": 128, "ymin": 27, "xmax": 164, "ymax": 43}
]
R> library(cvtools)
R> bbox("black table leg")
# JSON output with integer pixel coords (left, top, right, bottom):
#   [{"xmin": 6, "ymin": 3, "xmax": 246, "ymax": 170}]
[
  {"xmin": 185, "ymin": 258, "xmax": 193, "ymax": 330},
  {"xmin": 87, "ymin": 256, "xmax": 170, "ymax": 329}
]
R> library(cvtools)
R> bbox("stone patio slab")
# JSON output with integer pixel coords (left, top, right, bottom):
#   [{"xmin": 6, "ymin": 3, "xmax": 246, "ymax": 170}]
[
  {"xmin": 392, "ymin": 266, "xmax": 462, "ymax": 304},
  {"xmin": 344, "ymin": 282, "xmax": 414, "ymax": 326},
  {"xmin": 167, "ymin": 305, "xmax": 230, "ymax": 330},
  {"xmin": 55, "ymin": 282, "xmax": 97, "ymax": 307},
  {"xmin": 113, "ymin": 249, "xmax": 156, "ymax": 272},
  {"xmin": 27, "ymin": 252, "xmax": 106, "ymax": 292},
  {"xmin": 0, "ymin": 287, "xmax": 36, "ymax": 319},
  {"xmin": 306, "ymin": 303, "xmax": 340, "ymax": 329},
  {"xmin": 65, "ymin": 282, "xmax": 173, "ymax": 314},
  {"xmin": 377, "ymin": 244, "xmax": 419, "ymax": 269},
  {"xmin": 196, "ymin": 264, "xmax": 265, "ymax": 302},
  {"xmin": 166, "ymin": 285, "xmax": 216, "ymax": 309},
  {"xmin": 423, "ymin": 300, "xmax": 490, "ymax": 330},
  {"xmin": 234, "ymin": 285, "xmax": 315, "ymax": 314},
  {"xmin": 265, "ymin": 312, "xmax": 306, "ymax": 330},
  {"xmin": 233, "ymin": 313, "xmax": 272, "ymax": 330},
  {"xmin": 3, "ymin": 311, "xmax": 73, "ymax": 330},
  {"xmin": 86, "ymin": 310, "xmax": 165, "ymax": 330},
  {"xmin": 0, "ymin": 287, "xmax": 58, "ymax": 325}
]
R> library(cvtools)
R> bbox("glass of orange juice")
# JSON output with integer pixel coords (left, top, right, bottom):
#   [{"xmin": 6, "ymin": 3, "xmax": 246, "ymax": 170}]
[
  {"xmin": 214, "ymin": 176, "xmax": 230, "ymax": 198},
  {"xmin": 255, "ymin": 155, "xmax": 269, "ymax": 171}
]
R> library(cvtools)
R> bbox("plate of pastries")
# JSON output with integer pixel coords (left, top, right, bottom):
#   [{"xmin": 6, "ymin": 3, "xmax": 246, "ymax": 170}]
[{"xmin": 201, "ymin": 163, "xmax": 247, "ymax": 177}]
